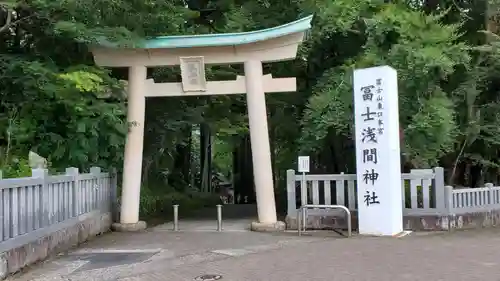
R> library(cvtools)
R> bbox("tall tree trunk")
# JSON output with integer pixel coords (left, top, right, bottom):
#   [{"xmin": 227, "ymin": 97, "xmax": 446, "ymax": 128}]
[
  {"xmin": 200, "ymin": 123, "xmax": 212, "ymax": 192},
  {"xmin": 183, "ymin": 128, "xmax": 192, "ymax": 184},
  {"xmin": 233, "ymin": 134, "xmax": 255, "ymax": 204},
  {"xmin": 168, "ymin": 126, "xmax": 192, "ymax": 191}
]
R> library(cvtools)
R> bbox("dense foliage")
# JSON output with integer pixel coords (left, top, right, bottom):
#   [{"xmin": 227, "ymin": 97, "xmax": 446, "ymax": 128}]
[{"xmin": 2, "ymin": 0, "xmax": 500, "ymax": 217}]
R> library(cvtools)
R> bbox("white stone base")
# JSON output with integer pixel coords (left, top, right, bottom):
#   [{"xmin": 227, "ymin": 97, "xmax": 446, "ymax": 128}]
[{"xmin": 250, "ymin": 221, "xmax": 286, "ymax": 232}]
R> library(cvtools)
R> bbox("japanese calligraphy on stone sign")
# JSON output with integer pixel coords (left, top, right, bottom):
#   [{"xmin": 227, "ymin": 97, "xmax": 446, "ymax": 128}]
[
  {"xmin": 180, "ymin": 56, "xmax": 207, "ymax": 92},
  {"xmin": 358, "ymin": 80, "xmax": 384, "ymax": 207},
  {"xmin": 353, "ymin": 66, "xmax": 403, "ymax": 236}
]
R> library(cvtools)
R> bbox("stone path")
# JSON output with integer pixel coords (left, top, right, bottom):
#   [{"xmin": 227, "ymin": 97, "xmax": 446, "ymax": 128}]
[{"xmin": 7, "ymin": 220, "xmax": 500, "ymax": 281}]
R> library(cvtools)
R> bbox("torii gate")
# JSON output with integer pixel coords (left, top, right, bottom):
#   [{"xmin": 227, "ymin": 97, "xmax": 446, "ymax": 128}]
[{"xmin": 90, "ymin": 15, "xmax": 313, "ymax": 232}]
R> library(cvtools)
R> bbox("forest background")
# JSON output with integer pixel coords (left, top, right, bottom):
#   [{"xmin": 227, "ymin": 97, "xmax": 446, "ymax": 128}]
[{"xmin": 1, "ymin": 0, "xmax": 499, "ymax": 220}]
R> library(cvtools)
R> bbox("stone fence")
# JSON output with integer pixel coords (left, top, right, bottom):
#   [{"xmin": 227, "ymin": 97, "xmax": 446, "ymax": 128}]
[
  {"xmin": 0, "ymin": 167, "xmax": 116, "ymax": 278},
  {"xmin": 286, "ymin": 167, "xmax": 500, "ymax": 231}
]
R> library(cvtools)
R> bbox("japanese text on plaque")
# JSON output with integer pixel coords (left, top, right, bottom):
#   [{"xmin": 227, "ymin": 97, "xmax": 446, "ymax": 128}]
[{"xmin": 360, "ymin": 78, "xmax": 385, "ymax": 206}]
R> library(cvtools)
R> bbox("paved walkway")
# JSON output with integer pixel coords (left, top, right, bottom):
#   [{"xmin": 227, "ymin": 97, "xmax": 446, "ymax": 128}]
[{"xmin": 8, "ymin": 219, "xmax": 500, "ymax": 281}]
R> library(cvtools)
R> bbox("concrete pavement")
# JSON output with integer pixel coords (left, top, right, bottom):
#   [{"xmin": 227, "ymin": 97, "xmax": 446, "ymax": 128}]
[{"xmin": 7, "ymin": 219, "xmax": 500, "ymax": 281}]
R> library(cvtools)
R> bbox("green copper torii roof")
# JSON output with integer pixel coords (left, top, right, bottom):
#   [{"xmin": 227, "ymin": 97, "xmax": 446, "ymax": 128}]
[{"xmin": 100, "ymin": 15, "xmax": 313, "ymax": 49}]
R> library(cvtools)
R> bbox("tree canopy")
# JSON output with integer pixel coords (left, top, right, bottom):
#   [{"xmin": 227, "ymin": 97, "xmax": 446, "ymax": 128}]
[{"xmin": 1, "ymin": 0, "xmax": 500, "ymax": 202}]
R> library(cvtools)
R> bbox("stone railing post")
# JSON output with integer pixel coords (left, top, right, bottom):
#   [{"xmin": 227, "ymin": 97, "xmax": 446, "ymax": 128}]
[
  {"xmin": 65, "ymin": 167, "xmax": 79, "ymax": 217},
  {"xmin": 444, "ymin": 185, "xmax": 454, "ymax": 215},
  {"xmin": 433, "ymin": 167, "xmax": 446, "ymax": 212},
  {"xmin": 32, "ymin": 168, "xmax": 49, "ymax": 227},
  {"xmin": 90, "ymin": 167, "xmax": 102, "ymax": 211},
  {"xmin": 485, "ymin": 183, "xmax": 494, "ymax": 207},
  {"xmin": 110, "ymin": 168, "xmax": 119, "ymax": 222}
]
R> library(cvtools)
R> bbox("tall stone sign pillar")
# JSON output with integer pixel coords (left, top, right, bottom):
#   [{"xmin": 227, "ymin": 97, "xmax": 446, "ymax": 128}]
[{"xmin": 353, "ymin": 65, "xmax": 403, "ymax": 236}]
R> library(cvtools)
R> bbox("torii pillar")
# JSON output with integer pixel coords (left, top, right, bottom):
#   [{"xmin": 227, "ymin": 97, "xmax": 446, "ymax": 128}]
[{"xmin": 91, "ymin": 15, "xmax": 313, "ymax": 232}]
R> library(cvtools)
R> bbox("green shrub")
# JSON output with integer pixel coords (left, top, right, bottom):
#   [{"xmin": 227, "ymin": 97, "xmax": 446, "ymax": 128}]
[
  {"xmin": 403, "ymin": 181, "xmax": 436, "ymax": 208},
  {"xmin": 137, "ymin": 187, "xmax": 222, "ymax": 220},
  {"xmin": 0, "ymin": 158, "xmax": 32, "ymax": 178}
]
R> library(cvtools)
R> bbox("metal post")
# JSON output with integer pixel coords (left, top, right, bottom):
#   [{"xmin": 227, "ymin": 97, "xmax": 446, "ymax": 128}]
[
  {"xmin": 297, "ymin": 208, "xmax": 302, "ymax": 236},
  {"xmin": 216, "ymin": 204, "xmax": 222, "ymax": 231},
  {"xmin": 302, "ymin": 206, "xmax": 307, "ymax": 230},
  {"xmin": 298, "ymin": 204, "xmax": 352, "ymax": 238},
  {"xmin": 301, "ymin": 172, "xmax": 307, "ymax": 230},
  {"xmin": 347, "ymin": 211, "xmax": 352, "ymax": 237},
  {"xmin": 173, "ymin": 205, "xmax": 179, "ymax": 231}
]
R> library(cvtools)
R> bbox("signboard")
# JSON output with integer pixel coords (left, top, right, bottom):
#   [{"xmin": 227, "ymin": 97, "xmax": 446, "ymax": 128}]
[
  {"xmin": 180, "ymin": 56, "xmax": 207, "ymax": 92},
  {"xmin": 298, "ymin": 156, "xmax": 310, "ymax": 173},
  {"xmin": 353, "ymin": 65, "xmax": 403, "ymax": 236}
]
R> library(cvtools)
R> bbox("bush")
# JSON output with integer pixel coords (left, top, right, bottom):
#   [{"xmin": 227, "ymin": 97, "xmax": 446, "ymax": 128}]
[
  {"xmin": 0, "ymin": 158, "xmax": 32, "ymax": 178},
  {"xmin": 403, "ymin": 181, "xmax": 436, "ymax": 208},
  {"xmin": 137, "ymin": 187, "xmax": 222, "ymax": 220}
]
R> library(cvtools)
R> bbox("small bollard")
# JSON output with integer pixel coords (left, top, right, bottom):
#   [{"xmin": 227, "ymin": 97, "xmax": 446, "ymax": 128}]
[
  {"xmin": 216, "ymin": 204, "xmax": 223, "ymax": 232},
  {"xmin": 173, "ymin": 204, "xmax": 179, "ymax": 231}
]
